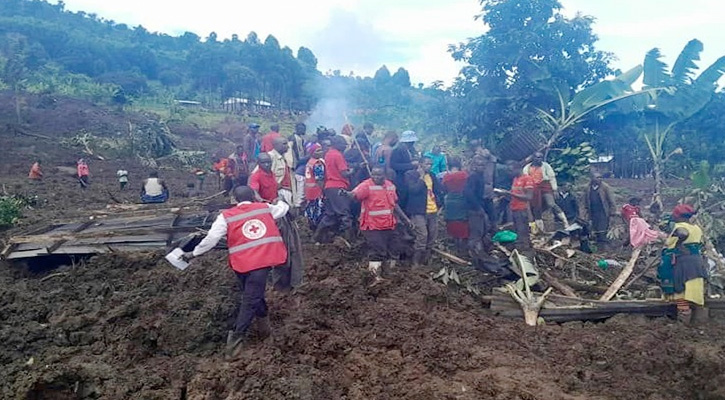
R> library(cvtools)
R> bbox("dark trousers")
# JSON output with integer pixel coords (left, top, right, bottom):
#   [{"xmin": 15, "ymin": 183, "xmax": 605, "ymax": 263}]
[
  {"xmin": 483, "ymin": 198, "xmax": 497, "ymax": 232},
  {"xmin": 512, "ymin": 210, "xmax": 531, "ymax": 250},
  {"xmin": 79, "ymin": 175, "xmax": 89, "ymax": 189},
  {"xmin": 468, "ymin": 210, "xmax": 487, "ymax": 255},
  {"xmin": 273, "ymin": 216, "xmax": 304, "ymax": 291},
  {"xmin": 497, "ymin": 198, "xmax": 511, "ymax": 225},
  {"xmin": 362, "ymin": 229, "xmax": 396, "ymax": 261},
  {"xmin": 234, "ymin": 267, "xmax": 270, "ymax": 334},
  {"xmin": 315, "ymin": 188, "xmax": 352, "ymax": 242},
  {"xmin": 591, "ymin": 209, "xmax": 609, "ymax": 243}
]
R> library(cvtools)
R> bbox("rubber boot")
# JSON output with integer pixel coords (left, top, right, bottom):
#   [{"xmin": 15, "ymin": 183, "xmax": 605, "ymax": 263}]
[
  {"xmin": 368, "ymin": 261, "xmax": 383, "ymax": 285},
  {"xmin": 556, "ymin": 212, "xmax": 570, "ymax": 229},
  {"xmin": 535, "ymin": 219, "xmax": 546, "ymax": 234},
  {"xmin": 256, "ymin": 316, "xmax": 272, "ymax": 339},
  {"xmin": 225, "ymin": 330, "xmax": 247, "ymax": 359}
]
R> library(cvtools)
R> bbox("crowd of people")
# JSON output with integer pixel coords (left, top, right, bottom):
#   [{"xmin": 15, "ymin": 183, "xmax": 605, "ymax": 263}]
[{"xmin": 26, "ymin": 120, "xmax": 708, "ymax": 355}]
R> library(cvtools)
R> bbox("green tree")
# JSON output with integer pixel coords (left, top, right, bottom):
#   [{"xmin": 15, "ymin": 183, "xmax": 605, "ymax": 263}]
[
  {"xmin": 637, "ymin": 39, "xmax": 725, "ymax": 212},
  {"xmin": 451, "ymin": 0, "xmax": 612, "ymax": 150},
  {"xmin": 2, "ymin": 33, "xmax": 29, "ymax": 124}
]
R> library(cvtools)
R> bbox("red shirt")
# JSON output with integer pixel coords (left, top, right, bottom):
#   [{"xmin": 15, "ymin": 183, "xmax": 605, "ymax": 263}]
[
  {"xmin": 510, "ymin": 175, "xmax": 535, "ymax": 212},
  {"xmin": 442, "ymin": 171, "xmax": 468, "ymax": 193},
  {"xmin": 260, "ymin": 132, "xmax": 281, "ymax": 153},
  {"xmin": 248, "ymin": 168, "xmax": 278, "ymax": 202},
  {"xmin": 324, "ymin": 148, "xmax": 349, "ymax": 189}
]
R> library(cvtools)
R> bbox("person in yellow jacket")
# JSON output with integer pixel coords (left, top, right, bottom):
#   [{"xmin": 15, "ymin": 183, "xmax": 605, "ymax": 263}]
[{"xmin": 659, "ymin": 204, "xmax": 708, "ymax": 324}]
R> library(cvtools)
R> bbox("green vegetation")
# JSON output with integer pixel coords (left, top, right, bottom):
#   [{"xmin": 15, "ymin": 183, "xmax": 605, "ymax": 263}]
[{"xmin": 0, "ymin": 194, "xmax": 36, "ymax": 227}]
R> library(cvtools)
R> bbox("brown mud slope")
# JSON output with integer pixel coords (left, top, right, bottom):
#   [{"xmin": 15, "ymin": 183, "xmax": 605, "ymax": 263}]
[{"xmin": 3, "ymin": 244, "xmax": 725, "ymax": 400}]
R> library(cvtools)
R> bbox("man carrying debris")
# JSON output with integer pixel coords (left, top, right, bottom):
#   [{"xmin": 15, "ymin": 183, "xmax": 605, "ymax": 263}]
[
  {"xmin": 184, "ymin": 186, "xmax": 289, "ymax": 356},
  {"xmin": 524, "ymin": 152, "xmax": 569, "ymax": 232},
  {"xmin": 582, "ymin": 173, "xmax": 617, "ymax": 247},
  {"xmin": 342, "ymin": 166, "xmax": 399, "ymax": 283},
  {"xmin": 659, "ymin": 204, "xmax": 708, "ymax": 324},
  {"xmin": 314, "ymin": 136, "xmax": 353, "ymax": 244}
]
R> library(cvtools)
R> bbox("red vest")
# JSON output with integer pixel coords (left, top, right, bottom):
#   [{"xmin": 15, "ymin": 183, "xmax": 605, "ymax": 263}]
[
  {"xmin": 355, "ymin": 179, "xmax": 397, "ymax": 231},
  {"xmin": 222, "ymin": 203, "xmax": 287, "ymax": 273},
  {"xmin": 304, "ymin": 158, "xmax": 324, "ymax": 201}
]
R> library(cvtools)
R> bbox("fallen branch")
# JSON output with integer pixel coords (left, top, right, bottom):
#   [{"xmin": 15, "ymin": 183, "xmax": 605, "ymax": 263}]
[
  {"xmin": 506, "ymin": 249, "xmax": 552, "ymax": 326},
  {"xmin": 539, "ymin": 269, "xmax": 580, "ymax": 298},
  {"xmin": 600, "ymin": 247, "xmax": 643, "ymax": 301},
  {"xmin": 432, "ymin": 248, "xmax": 472, "ymax": 266},
  {"xmin": 621, "ymin": 256, "xmax": 659, "ymax": 291},
  {"xmin": 506, "ymin": 284, "xmax": 553, "ymax": 326},
  {"xmin": 41, "ymin": 272, "xmax": 68, "ymax": 282}
]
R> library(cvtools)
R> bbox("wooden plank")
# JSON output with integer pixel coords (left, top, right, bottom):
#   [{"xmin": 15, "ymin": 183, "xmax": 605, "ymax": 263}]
[{"xmin": 6, "ymin": 249, "xmax": 49, "ymax": 260}]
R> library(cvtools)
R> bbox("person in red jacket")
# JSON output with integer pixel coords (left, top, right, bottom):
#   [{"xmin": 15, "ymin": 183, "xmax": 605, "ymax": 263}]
[
  {"xmin": 184, "ymin": 185, "xmax": 289, "ymax": 357},
  {"xmin": 343, "ymin": 166, "xmax": 398, "ymax": 282},
  {"xmin": 314, "ymin": 136, "xmax": 353, "ymax": 243}
]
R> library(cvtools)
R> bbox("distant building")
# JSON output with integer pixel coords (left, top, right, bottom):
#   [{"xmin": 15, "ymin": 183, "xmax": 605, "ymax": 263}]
[
  {"xmin": 222, "ymin": 98, "xmax": 273, "ymax": 109},
  {"xmin": 174, "ymin": 100, "xmax": 202, "ymax": 107},
  {"xmin": 589, "ymin": 155, "xmax": 614, "ymax": 177}
]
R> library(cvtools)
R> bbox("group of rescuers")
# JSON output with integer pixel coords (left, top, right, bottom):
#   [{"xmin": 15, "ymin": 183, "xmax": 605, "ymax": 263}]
[{"xmin": 157, "ymin": 122, "xmax": 703, "ymax": 357}]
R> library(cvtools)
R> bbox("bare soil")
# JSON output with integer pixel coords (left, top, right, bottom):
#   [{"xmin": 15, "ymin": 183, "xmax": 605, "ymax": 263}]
[{"xmin": 2, "ymin": 93, "xmax": 725, "ymax": 400}]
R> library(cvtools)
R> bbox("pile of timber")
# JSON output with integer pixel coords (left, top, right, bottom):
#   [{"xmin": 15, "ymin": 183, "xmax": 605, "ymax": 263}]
[
  {"xmin": 2, "ymin": 205, "xmax": 217, "ymax": 261},
  {"xmin": 489, "ymin": 291, "xmax": 725, "ymax": 323}
]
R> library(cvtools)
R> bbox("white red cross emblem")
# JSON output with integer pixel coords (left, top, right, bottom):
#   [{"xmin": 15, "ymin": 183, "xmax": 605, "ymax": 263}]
[{"xmin": 241, "ymin": 219, "xmax": 267, "ymax": 240}]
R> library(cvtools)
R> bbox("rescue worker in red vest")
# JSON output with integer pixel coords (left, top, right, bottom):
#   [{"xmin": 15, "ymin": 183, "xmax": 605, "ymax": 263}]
[
  {"xmin": 342, "ymin": 166, "xmax": 398, "ymax": 283},
  {"xmin": 184, "ymin": 185, "xmax": 289, "ymax": 356}
]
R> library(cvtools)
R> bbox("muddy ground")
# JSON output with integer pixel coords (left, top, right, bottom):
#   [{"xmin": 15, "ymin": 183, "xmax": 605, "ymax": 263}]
[{"xmin": 2, "ymin": 94, "xmax": 725, "ymax": 399}]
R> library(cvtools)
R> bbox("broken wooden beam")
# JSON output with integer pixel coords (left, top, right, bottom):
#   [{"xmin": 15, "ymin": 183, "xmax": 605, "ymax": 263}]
[
  {"xmin": 539, "ymin": 269, "xmax": 580, "ymax": 298},
  {"xmin": 600, "ymin": 247, "xmax": 643, "ymax": 301}
]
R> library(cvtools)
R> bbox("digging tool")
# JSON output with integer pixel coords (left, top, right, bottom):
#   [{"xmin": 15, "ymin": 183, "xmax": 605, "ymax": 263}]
[{"xmin": 344, "ymin": 114, "xmax": 414, "ymax": 230}]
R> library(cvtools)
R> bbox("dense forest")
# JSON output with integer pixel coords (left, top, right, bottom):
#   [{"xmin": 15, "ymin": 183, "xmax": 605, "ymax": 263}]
[
  {"xmin": 0, "ymin": 0, "xmax": 453, "ymax": 133},
  {"xmin": 0, "ymin": 0, "xmax": 724, "ymax": 183}
]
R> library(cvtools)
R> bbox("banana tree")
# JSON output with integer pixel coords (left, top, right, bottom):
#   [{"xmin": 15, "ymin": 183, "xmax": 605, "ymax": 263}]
[
  {"xmin": 640, "ymin": 39, "xmax": 725, "ymax": 213},
  {"xmin": 536, "ymin": 65, "xmax": 657, "ymax": 157}
]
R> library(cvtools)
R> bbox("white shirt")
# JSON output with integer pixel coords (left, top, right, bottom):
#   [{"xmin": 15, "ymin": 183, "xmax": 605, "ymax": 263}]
[
  {"xmin": 192, "ymin": 201, "xmax": 290, "ymax": 257},
  {"xmin": 144, "ymin": 178, "xmax": 164, "ymax": 196}
]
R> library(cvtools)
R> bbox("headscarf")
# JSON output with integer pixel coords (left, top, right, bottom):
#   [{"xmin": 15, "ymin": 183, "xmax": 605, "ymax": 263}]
[
  {"xmin": 306, "ymin": 142, "xmax": 322, "ymax": 156},
  {"xmin": 672, "ymin": 204, "xmax": 696, "ymax": 219}
]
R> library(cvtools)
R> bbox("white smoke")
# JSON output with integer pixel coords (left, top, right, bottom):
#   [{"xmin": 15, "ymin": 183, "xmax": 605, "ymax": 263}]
[{"xmin": 305, "ymin": 77, "xmax": 353, "ymax": 133}]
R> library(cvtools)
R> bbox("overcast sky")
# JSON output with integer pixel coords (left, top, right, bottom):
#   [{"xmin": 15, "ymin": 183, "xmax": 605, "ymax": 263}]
[{"xmin": 52, "ymin": 0, "xmax": 725, "ymax": 86}]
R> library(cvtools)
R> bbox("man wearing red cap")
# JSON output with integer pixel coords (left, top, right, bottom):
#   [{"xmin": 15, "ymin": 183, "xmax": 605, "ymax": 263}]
[{"xmin": 658, "ymin": 204, "xmax": 708, "ymax": 324}]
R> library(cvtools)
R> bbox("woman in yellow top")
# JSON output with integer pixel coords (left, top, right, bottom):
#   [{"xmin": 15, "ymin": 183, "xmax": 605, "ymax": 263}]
[{"xmin": 661, "ymin": 204, "xmax": 708, "ymax": 323}]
